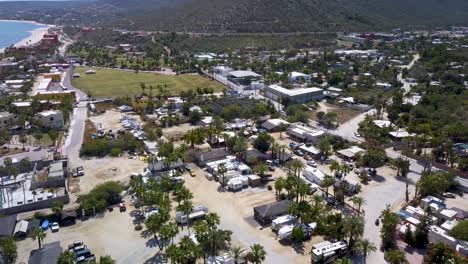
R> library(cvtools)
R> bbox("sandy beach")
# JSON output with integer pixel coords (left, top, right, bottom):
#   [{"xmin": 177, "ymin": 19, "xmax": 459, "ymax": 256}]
[{"xmin": 0, "ymin": 20, "xmax": 55, "ymax": 53}]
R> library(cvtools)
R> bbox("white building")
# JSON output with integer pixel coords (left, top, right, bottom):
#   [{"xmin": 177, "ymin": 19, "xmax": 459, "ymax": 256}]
[
  {"xmin": 264, "ymin": 84, "xmax": 323, "ymax": 104},
  {"xmin": 36, "ymin": 110, "xmax": 64, "ymax": 129},
  {"xmin": 287, "ymin": 123, "xmax": 325, "ymax": 143},
  {"xmin": 289, "ymin": 71, "xmax": 311, "ymax": 83}
]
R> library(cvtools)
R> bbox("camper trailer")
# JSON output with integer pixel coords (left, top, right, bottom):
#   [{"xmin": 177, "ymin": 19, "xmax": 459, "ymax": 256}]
[
  {"xmin": 176, "ymin": 205, "xmax": 208, "ymax": 224},
  {"xmin": 278, "ymin": 223, "xmax": 317, "ymax": 240},
  {"xmin": 271, "ymin": 215, "xmax": 297, "ymax": 231},
  {"xmin": 311, "ymin": 241, "xmax": 348, "ymax": 263},
  {"xmin": 227, "ymin": 178, "xmax": 244, "ymax": 191}
]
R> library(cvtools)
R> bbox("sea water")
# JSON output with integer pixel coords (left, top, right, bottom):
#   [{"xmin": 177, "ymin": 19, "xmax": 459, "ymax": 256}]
[{"xmin": 0, "ymin": 20, "xmax": 44, "ymax": 49}]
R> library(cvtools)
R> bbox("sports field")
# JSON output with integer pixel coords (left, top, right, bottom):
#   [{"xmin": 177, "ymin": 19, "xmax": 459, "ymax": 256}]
[{"xmin": 72, "ymin": 68, "xmax": 225, "ymax": 98}]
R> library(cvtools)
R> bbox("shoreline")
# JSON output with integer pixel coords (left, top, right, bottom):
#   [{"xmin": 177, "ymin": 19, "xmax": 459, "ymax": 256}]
[{"xmin": 0, "ymin": 19, "xmax": 56, "ymax": 53}]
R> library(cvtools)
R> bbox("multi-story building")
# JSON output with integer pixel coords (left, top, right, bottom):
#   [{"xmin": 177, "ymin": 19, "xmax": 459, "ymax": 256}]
[
  {"xmin": 264, "ymin": 84, "xmax": 323, "ymax": 104},
  {"xmin": 35, "ymin": 110, "xmax": 64, "ymax": 129}
]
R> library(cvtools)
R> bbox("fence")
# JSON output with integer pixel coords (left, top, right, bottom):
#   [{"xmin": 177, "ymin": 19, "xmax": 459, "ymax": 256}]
[{"xmin": 0, "ymin": 195, "xmax": 69, "ymax": 215}]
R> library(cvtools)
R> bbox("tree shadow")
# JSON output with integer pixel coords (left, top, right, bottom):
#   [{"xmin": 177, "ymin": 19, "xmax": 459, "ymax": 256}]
[
  {"xmin": 143, "ymin": 251, "xmax": 167, "ymax": 264},
  {"xmin": 372, "ymin": 174, "xmax": 386, "ymax": 183},
  {"xmin": 145, "ymin": 237, "xmax": 160, "ymax": 248}
]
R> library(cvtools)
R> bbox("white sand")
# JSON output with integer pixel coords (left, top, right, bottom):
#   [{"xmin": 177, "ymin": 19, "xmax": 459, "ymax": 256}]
[{"xmin": 0, "ymin": 20, "xmax": 55, "ymax": 53}]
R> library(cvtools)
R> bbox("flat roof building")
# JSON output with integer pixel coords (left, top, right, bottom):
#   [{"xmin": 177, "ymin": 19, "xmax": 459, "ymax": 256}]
[{"xmin": 264, "ymin": 84, "xmax": 323, "ymax": 104}]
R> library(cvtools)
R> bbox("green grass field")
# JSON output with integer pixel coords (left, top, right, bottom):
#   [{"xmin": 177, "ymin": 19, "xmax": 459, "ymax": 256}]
[{"xmin": 72, "ymin": 68, "xmax": 226, "ymax": 98}]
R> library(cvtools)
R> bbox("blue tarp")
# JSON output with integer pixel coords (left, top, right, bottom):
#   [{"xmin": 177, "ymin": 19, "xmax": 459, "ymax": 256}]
[{"xmin": 41, "ymin": 220, "xmax": 49, "ymax": 230}]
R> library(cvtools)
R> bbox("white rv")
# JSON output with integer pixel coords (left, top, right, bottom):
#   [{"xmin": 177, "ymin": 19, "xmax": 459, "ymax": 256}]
[
  {"xmin": 303, "ymin": 167, "xmax": 325, "ymax": 185},
  {"xmin": 271, "ymin": 215, "xmax": 297, "ymax": 231},
  {"xmin": 311, "ymin": 241, "xmax": 348, "ymax": 263},
  {"xmin": 176, "ymin": 205, "xmax": 208, "ymax": 224},
  {"xmin": 227, "ymin": 178, "xmax": 244, "ymax": 191},
  {"xmin": 278, "ymin": 223, "xmax": 317, "ymax": 240}
]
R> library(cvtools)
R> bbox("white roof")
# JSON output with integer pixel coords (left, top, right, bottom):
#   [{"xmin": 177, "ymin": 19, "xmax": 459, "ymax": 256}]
[
  {"xmin": 229, "ymin": 70, "xmax": 260, "ymax": 78},
  {"xmin": 337, "ymin": 146, "xmax": 365, "ymax": 158},
  {"xmin": 268, "ymin": 84, "xmax": 322, "ymax": 97},
  {"xmin": 300, "ymin": 145, "xmax": 320, "ymax": 155},
  {"xmin": 14, "ymin": 220, "xmax": 28, "ymax": 234},
  {"xmin": 37, "ymin": 78, "xmax": 52, "ymax": 90},
  {"xmin": 262, "ymin": 119, "xmax": 289, "ymax": 130},
  {"xmin": 373, "ymin": 120, "xmax": 393, "ymax": 128},
  {"xmin": 441, "ymin": 220, "xmax": 459, "ymax": 231},
  {"xmin": 290, "ymin": 71, "xmax": 310, "ymax": 78},
  {"xmin": 12, "ymin": 101, "xmax": 31, "ymax": 107},
  {"xmin": 440, "ymin": 209, "xmax": 458, "ymax": 218},
  {"xmin": 5, "ymin": 80, "xmax": 25, "ymax": 85},
  {"xmin": 38, "ymin": 110, "xmax": 61, "ymax": 117},
  {"xmin": 389, "ymin": 129, "xmax": 414, "ymax": 138}
]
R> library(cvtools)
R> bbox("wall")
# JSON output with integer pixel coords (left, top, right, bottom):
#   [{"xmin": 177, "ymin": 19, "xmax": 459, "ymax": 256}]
[{"xmin": 0, "ymin": 195, "xmax": 69, "ymax": 215}]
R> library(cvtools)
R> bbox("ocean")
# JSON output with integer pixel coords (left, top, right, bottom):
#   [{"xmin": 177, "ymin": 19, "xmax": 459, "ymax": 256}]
[{"xmin": 0, "ymin": 20, "xmax": 44, "ymax": 49}]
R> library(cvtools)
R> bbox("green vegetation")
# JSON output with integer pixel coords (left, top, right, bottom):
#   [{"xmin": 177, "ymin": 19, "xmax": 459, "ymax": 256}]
[
  {"xmin": 448, "ymin": 220, "xmax": 468, "ymax": 242},
  {"xmin": 72, "ymin": 68, "xmax": 225, "ymax": 98},
  {"xmin": 77, "ymin": 181, "xmax": 124, "ymax": 215}
]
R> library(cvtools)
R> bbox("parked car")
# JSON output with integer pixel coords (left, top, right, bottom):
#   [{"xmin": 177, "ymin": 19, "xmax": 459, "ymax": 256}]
[
  {"xmin": 442, "ymin": 192, "xmax": 456, "ymax": 198},
  {"xmin": 307, "ymin": 160, "xmax": 317, "ymax": 168},
  {"xmin": 76, "ymin": 166, "xmax": 84, "ymax": 171},
  {"xmin": 185, "ymin": 165, "xmax": 192, "ymax": 171},
  {"xmin": 51, "ymin": 222, "xmax": 59, "ymax": 232},
  {"xmin": 295, "ymin": 150, "xmax": 304, "ymax": 156},
  {"xmin": 189, "ymin": 171, "xmax": 196, "ymax": 177},
  {"xmin": 78, "ymin": 171, "xmax": 85, "ymax": 176},
  {"xmin": 67, "ymin": 241, "xmax": 84, "ymax": 250}
]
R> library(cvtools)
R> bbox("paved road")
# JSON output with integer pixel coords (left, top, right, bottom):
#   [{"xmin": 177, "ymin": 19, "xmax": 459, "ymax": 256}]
[{"xmin": 63, "ymin": 103, "xmax": 88, "ymax": 158}]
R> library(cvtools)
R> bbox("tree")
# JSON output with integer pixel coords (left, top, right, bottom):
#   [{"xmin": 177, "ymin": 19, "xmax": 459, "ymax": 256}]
[
  {"xmin": 177, "ymin": 199, "xmax": 194, "ymax": 235},
  {"xmin": 448, "ymin": 220, "xmax": 468, "ymax": 242},
  {"xmin": 48, "ymin": 129, "xmax": 59, "ymax": 146},
  {"xmin": 355, "ymin": 239, "xmax": 376, "ymax": 264},
  {"xmin": 254, "ymin": 163, "xmax": 269, "ymax": 178},
  {"xmin": 248, "ymin": 244, "xmax": 266, "ymax": 264},
  {"xmin": 51, "ymin": 201, "xmax": 64, "ymax": 218},
  {"xmin": 349, "ymin": 196, "xmax": 365, "ymax": 215},
  {"xmin": 380, "ymin": 205, "xmax": 399, "ymax": 250},
  {"xmin": 31, "ymin": 228, "xmax": 46, "ymax": 249},
  {"xmin": 253, "ymin": 132, "xmax": 272, "ymax": 153},
  {"xmin": 423, "ymin": 242, "xmax": 466, "ymax": 264},
  {"xmin": 217, "ymin": 163, "xmax": 227, "ymax": 188},
  {"xmin": 385, "ymin": 250, "xmax": 408, "ymax": 264},
  {"xmin": 159, "ymin": 221, "xmax": 179, "ymax": 246},
  {"xmin": 321, "ymin": 175, "xmax": 335, "ymax": 198},
  {"xmin": 335, "ymin": 258, "xmax": 353, "ymax": 264},
  {"xmin": 98, "ymin": 255, "xmax": 115, "ymax": 264},
  {"xmin": 416, "ymin": 171, "xmax": 456, "ymax": 198},
  {"xmin": 57, "ymin": 251, "xmax": 76, "ymax": 264},
  {"xmin": 317, "ymin": 136, "xmax": 331, "ymax": 157},
  {"xmin": 230, "ymin": 245, "xmax": 246, "ymax": 264},
  {"xmin": 344, "ymin": 215, "xmax": 365, "ymax": 249},
  {"xmin": 0, "ymin": 237, "xmax": 17, "ymax": 264},
  {"xmin": 414, "ymin": 211, "xmax": 431, "ymax": 247},
  {"xmin": 19, "ymin": 134, "xmax": 27, "ymax": 150},
  {"xmin": 274, "ymin": 177, "xmax": 285, "ymax": 198}
]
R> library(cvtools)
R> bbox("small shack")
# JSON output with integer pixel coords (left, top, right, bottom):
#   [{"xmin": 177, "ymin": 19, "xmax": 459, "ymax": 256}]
[{"xmin": 253, "ymin": 200, "xmax": 292, "ymax": 225}]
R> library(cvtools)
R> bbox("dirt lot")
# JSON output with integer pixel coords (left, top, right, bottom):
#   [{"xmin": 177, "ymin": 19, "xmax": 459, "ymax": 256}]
[
  {"xmin": 16, "ymin": 200, "xmax": 157, "ymax": 264},
  {"xmin": 185, "ymin": 164, "xmax": 317, "ymax": 264},
  {"xmin": 309, "ymin": 102, "xmax": 363, "ymax": 124},
  {"xmin": 162, "ymin": 123, "xmax": 200, "ymax": 141},
  {"xmin": 89, "ymin": 109, "xmax": 142, "ymax": 132}
]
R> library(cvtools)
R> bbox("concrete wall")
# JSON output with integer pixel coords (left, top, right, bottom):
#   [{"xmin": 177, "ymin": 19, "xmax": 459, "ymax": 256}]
[{"xmin": 0, "ymin": 195, "xmax": 69, "ymax": 215}]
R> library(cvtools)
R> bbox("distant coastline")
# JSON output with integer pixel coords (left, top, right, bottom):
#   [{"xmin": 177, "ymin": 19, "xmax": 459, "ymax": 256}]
[{"xmin": 0, "ymin": 19, "xmax": 55, "ymax": 53}]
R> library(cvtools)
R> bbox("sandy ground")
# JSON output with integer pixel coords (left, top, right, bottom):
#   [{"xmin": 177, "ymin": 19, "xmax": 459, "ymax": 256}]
[
  {"xmin": 16, "ymin": 199, "xmax": 156, "ymax": 264},
  {"xmin": 184, "ymin": 164, "xmax": 317, "ymax": 264},
  {"xmin": 14, "ymin": 23, "xmax": 52, "ymax": 48},
  {"xmin": 445, "ymin": 194, "xmax": 468, "ymax": 211},
  {"xmin": 89, "ymin": 109, "xmax": 142, "ymax": 132},
  {"xmin": 162, "ymin": 123, "xmax": 199, "ymax": 141}
]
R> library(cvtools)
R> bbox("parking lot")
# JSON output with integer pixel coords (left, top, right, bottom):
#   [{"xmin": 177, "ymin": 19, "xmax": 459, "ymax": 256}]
[
  {"xmin": 185, "ymin": 163, "xmax": 320, "ymax": 264},
  {"xmin": 16, "ymin": 201, "xmax": 156, "ymax": 264}
]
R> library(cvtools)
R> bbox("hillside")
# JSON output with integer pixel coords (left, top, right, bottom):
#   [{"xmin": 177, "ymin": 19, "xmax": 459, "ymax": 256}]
[
  {"xmin": 2, "ymin": 0, "xmax": 468, "ymax": 32},
  {"xmin": 96, "ymin": 0, "xmax": 468, "ymax": 32}
]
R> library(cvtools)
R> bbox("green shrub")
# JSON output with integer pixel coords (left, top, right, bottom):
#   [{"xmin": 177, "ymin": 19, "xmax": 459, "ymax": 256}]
[{"xmin": 78, "ymin": 181, "xmax": 124, "ymax": 215}]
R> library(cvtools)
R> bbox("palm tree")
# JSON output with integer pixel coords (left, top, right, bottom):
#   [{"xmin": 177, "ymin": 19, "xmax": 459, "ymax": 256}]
[
  {"xmin": 98, "ymin": 255, "xmax": 115, "ymax": 264},
  {"xmin": 230, "ymin": 245, "xmax": 246, "ymax": 264},
  {"xmin": 355, "ymin": 239, "xmax": 377, "ymax": 264},
  {"xmin": 321, "ymin": 175, "xmax": 335, "ymax": 198},
  {"xmin": 274, "ymin": 177, "xmax": 285, "ymax": 199},
  {"xmin": 349, "ymin": 196, "xmax": 366, "ymax": 215},
  {"xmin": 178, "ymin": 199, "xmax": 194, "ymax": 235},
  {"xmin": 249, "ymin": 244, "xmax": 266, "ymax": 264},
  {"xmin": 385, "ymin": 249, "xmax": 408, "ymax": 264},
  {"xmin": 233, "ymin": 137, "xmax": 248, "ymax": 160},
  {"xmin": 31, "ymin": 228, "xmax": 46, "ymax": 249},
  {"xmin": 57, "ymin": 251, "xmax": 76, "ymax": 264},
  {"xmin": 217, "ymin": 163, "xmax": 227, "ymax": 188},
  {"xmin": 329, "ymin": 160, "xmax": 341, "ymax": 176},
  {"xmin": 254, "ymin": 163, "xmax": 269, "ymax": 178},
  {"xmin": 51, "ymin": 201, "xmax": 64, "ymax": 218},
  {"xmin": 344, "ymin": 215, "xmax": 365, "ymax": 249},
  {"xmin": 335, "ymin": 258, "xmax": 353, "ymax": 264}
]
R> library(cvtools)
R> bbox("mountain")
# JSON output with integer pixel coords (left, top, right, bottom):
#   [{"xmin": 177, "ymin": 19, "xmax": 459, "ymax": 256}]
[
  {"xmin": 2, "ymin": 0, "xmax": 468, "ymax": 32},
  {"xmin": 98, "ymin": 0, "xmax": 468, "ymax": 32}
]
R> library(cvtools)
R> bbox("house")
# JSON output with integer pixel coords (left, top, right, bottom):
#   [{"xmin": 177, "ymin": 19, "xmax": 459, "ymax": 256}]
[
  {"xmin": 336, "ymin": 146, "xmax": 365, "ymax": 160},
  {"xmin": 194, "ymin": 149, "xmax": 229, "ymax": 167},
  {"xmin": 143, "ymin": 141, "xmax": 159, "ymax": 155},
  {"xmin": 28, "ymin": 241, "xmax": 62, "ymax": 264},
  {"xmin": 299, "ymin": 145, "xmax": 321, "ymax": 158},
  {"xmin": 226, "ymin": 70, "xmax": 264, "ymax": 90},
  {"xmin": 148, "ymin": 158, "xmax": 184, "ymax": 173},
  {"xmin": 289, "ymin": 71, "xmax": 311, "ymax": 83},
  {"xmin": 264, "ymin": 85, "xmax": 323, "ymax": 104},
  {"xmin": 36, "ymin": 78, "xmax": 52, "ymax": 92},
  {"xmin": 0, "ymin": 112, "xmax": 17, "ymax": 130},
  {"xmin": 287, "ymin": 123, "xmax": 325, "ymax": 143},
  {"xmin": 0, "ymin": 215, "xmax": 17, "ymax": 238},
  {"xmin": 35, "ymin": 110, "xmax": 64, "ymax": 129},
  {"xmin": 261, "ymin": 119, "xmax": 290, "ymax": 132},
  {"xmin": 373, "ymin": 120, "xmax": 393, "ymax": 128},
  {"xmin": 253, "ymin": 200, "xmax": 293, "ymax": 225}
]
